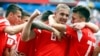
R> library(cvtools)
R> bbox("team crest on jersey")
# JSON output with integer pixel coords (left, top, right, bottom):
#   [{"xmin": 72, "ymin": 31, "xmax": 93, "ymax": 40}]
[{"xmin": 7, "ymin": 34, "xmax": 17, "ymax": 46}]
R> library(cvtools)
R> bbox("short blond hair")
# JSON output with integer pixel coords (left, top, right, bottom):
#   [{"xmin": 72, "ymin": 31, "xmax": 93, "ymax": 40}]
[{"xmin": 56, "ymin": 4, "xmax": 70, "ymax": 12}]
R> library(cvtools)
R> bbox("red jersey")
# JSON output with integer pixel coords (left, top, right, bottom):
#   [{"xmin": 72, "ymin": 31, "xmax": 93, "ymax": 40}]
[
  {"xmin": 18, "ymin": 29, "xmax": 40, "ymax": 56},
  {"xmin": 18, "ymin": 38, "xmax": 36, "ymax": 56},
  {"xmin": 5, "ymin": 33, "xmax": 21, "ymax": 49},
  {"xmin": 0, "ymin": 18, "xmax": 10, "ymax": 56},
  {"xmin": 67, "ymin": 25, "xmax": 96, "ymax": 56},
  {"xmin": 35, "ymin": 29, "xmax": 70, "ymax": 56}
]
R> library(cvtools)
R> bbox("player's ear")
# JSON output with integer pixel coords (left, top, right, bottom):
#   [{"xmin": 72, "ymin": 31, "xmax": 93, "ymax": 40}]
[
  {"xmin": 9, "ymin": 12, "xmax": 14, "ymax": 17},
  {"xmin": 81, "ymin": 17, "xmax": 86, "ymax": 22}
]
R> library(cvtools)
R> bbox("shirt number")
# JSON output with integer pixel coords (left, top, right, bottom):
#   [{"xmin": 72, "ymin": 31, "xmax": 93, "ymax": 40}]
[
  {"xmin": 85, "ymin": 40, "xmax": 95, "ymax": 56},
  {"xmin": 51, "ymin": 33, "xmax": 56, "ymax": 41}
]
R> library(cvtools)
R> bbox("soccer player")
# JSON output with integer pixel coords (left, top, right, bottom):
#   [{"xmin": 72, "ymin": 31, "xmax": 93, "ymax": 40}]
[
  {"xmin": 17, "ymin": 11, "xmax": 30, "ymax": 56},
  {"xmin": 51, "ymin": 5, "xmax": 99, "ymax": 56},
  {"xmin": 68, "ymin": 6, "xmax": 98, "ymax": 56},
  {"xmin": 2, "ymin": 4, "xmax": 26, "ymax": 56}
]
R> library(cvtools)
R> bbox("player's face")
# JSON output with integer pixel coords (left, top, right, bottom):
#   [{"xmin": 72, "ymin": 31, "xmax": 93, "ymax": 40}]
[
  {"xmin": 71, "ymin": 13, "xmax": 85, "ymax": 24},
  {"xmin": 54, "ymin": 8, "xmax": 69, "ymax": 24},
  {"xmin": 9, "ymin": 10, "xmax": 22, "ymax": 25},
  {"xmin": 21, "ymin": 16, "xmax": 29, "ymax": 23}
]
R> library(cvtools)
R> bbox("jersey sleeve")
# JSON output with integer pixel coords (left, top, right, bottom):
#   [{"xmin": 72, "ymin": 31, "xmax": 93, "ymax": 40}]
[
  {"xmin": 33, "ymin": 28, "xmax": 41, "ymax": 37},
  {"xmin": 5, "ymin": 33, "xmax": 21, "ymax": 49},
  {"xmin": 0, "ymin": 19, "xmax": 10, "ymax": 32},
  {"xmin": 5, "ymin": 34, "xmax": 17, "ymax": 48},
  {"xmin": 0, "ymin": 23, "xmax": 6, "ymax": 32}
]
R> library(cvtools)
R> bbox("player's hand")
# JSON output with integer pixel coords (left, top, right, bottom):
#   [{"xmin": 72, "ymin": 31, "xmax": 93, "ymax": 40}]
[
  {"xmin": 17, "ymin": 51, "xmax": 26, "ymax": 56},
  {"xmin": 71, "ymin": 22, "xmax": 85, "ymax": 30},
  {"xmin": 7, "ymin": 45, "xmax": 19, "ymax": 56},
  {"xmin": 30, "ymin": 9, "xmax": 41, "ymax": 21},
  {"xmin": 52, "ymin": 28, "xmax": 62, "ymax": 41}
]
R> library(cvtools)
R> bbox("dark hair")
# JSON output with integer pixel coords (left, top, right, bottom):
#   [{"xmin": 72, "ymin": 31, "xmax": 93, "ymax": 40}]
[
  {"xmin": 72, "ymin": 6, "xmax": 90, "ymax": 22},
  {"xmin": 21, "ymin": 11, "xmax": 30, "ymax": 19},
  {"xmin": 6, "ymin": 4, "xmax": 22, "ymax": 17},
  {"xmin": 41, "ymin": 10, "xmax": 53, "ymax": 22}
]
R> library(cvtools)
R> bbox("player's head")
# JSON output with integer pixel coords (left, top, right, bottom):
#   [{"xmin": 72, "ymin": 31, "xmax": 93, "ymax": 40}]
[
  {"xmin": 6, "ymin": 4, "xmax": 22, "ymax": 25},
  {"xmin": 54, "ymin": 4, "xmax": 70, "ymax": 24},
  {"xmin": 41, "ymin": 10, "xmax": 53, "ymax": 24},
  {"xmin": 21, "ymin": 11, "xmax": 30, "ymax": 23},
  {"xmin": 71, "ymin": 5, "xmax": 90, "ymax": 23}
]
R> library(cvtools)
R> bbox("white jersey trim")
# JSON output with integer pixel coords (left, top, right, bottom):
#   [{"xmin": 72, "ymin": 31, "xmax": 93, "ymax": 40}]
[{"xmin": 77, "ymin": 30, "xmax": 83, "ymax": 42}]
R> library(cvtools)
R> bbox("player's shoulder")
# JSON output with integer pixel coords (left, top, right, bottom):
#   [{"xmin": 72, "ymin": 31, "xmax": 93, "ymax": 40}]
[
  {"xmin": 82, "ymin": 27, "xmax": 93, "ymax": 33},
  {"xmin": 31, "ymin": 28, "xmax": 41, "ymax": 34},
  {"xmin": 0, "ymin": 18, "xmax": 10, "ymax": 25},
  {"xmin": 41, "ymin": 29, "xmax": 51, "ymax": 34}
]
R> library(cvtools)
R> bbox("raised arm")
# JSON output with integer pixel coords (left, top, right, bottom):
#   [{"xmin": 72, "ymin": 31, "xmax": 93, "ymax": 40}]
[{"xmin": 21, "ymin": 10, "xmax": 40, "ymax": 41}]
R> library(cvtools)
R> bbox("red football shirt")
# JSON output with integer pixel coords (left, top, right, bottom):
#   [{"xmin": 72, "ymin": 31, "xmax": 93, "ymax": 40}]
[
  {"xmin": 0, "ymin": 18, "xmax": 10, "ymax": 56},
  {"xmin": 67, "ymin": 25, "xmax": 96, "ymax": 56},
  {"xmin": 18, "ymin": 29, "xmax": 41, "ymax": 56},
  {"xmin": 35, "ymin": 29, "xmax": 70, "ymax": 56},
  {"xmin": 5, "ymin": 33, "xmax": 21, "ymax": 49}
]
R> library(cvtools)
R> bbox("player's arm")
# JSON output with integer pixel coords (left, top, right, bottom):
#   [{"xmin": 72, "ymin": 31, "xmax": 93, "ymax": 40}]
[
  {"xmin": 4, "ymin": 23, "xmax": 26, "ymax": 35},
  {"xmin": 48, "ymin": 15, "xmax": 56, "ymax": 26},
  {"xmin": 3, "ymin": 48, "xmax": 18, "ymax": 56},
  {"xmin": 3, "ymin": 48, "xmax": 10, "ymax": 56},
  {"xmin": 31, "ymin": 21, "xmax": 61, "ymax": 40},
  {"xmin": 51, "ymin": 23, "xmax": 66, "ymax": 32},
  {"xmin": 21, "ymin": 10, "xmax": 40, "ymax": 41},
  {"xmin": 31, "ymin": 21, "xmax": 60, "ymax": 32},
  {"xmin": 71, "ymin": 22, "xmax": 99, "ymax": 33},
  {"xmin": 31, "ymin": 14, "xmax": 60, "ymax": 32},
  {"xmin": 49, "ymin": 14, "xmax": 99, "ymax": 33},
  {"xmin": 85, "ymin": 22, "xmax": 99, "ymax": 33}
]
